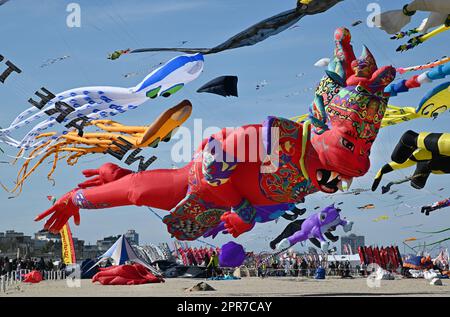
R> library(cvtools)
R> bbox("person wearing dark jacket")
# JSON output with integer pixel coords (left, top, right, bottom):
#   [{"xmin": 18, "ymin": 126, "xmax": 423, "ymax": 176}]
[
  {"xmin": 203, "ymin": 253, "xmax": 210, "ymax": 267},
  {"xmin": 300, "ymin": 259, "xmax": 308, "ymax": 277},
  {"xmin": 46, "ymin": 259, "xmax": 54, "ymax": 271},
  {"xmin": 58, "ymin": 259, "xmax": 66, "ymax": 271},
  {"xmin": 4, "ymin": 257, "xmax": 12, "ymax": 274},
  {"xmin": 37, "ymin": 257, "xmax": 46, "ymax": 271}
]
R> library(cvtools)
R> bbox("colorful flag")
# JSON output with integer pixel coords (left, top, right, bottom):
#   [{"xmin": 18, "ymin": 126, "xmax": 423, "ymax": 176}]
[{"xmin": 60, "ymin": 223, "xmax": 76, "ymax": 264}]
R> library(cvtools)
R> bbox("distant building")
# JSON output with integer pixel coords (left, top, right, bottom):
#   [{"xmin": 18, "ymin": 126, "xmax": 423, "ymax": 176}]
[
  {"xmin": 34, "ymin": 229, "xmax": 60, "ymax": 242},
  {"xmin": 125, "ymin": 229, "xmax": 139, "ymax": 245},
  {"xmin": 69, "ymin": 238, "xmax": 85, "ymax": 261},
  {"xmin": 82, "ymin": 244, "xmax": 99, "ymax": 259},
  {"xmin": 96, "ymin": 230, "xmax": 139, "ymax": 253},
  {"xmin": 96, "ymin": 235, "xmax": 120, "ymax": 253},
  {"xmin": 32, "ymin": 239, "xmax": 47, "ymax": 254},
  {"xmin": 341, "ymin": 234, "xmax": 365, "ymax": 254},
  {"xmin": 1, "ymin": 229, "xmax": 142, "ymax": 260},
  {"xmin": 0, "ymin": 230, "xmax": 33, "ymax": 258},
  {"xmin": 0, "ymin": 230, "xmax": 28, "ymax": 239}
]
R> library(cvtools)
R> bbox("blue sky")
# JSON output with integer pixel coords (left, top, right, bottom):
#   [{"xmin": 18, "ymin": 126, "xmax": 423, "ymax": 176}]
[{"xmin": 0, "ymin": 0, "xmax": 448, "ymax": 253}]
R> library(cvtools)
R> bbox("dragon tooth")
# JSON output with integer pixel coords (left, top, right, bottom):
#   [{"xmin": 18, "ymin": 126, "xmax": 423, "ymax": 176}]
[
  {"xmin": 330, "ymin": 171, "xmax": 339, "ymax": 181},
  {"xmin": 341, "ymin": 178, "xmax": 353, "ymax": 191},
  {"xmin": 345, "ymin": 178, "xmax": 353, "ymax": 190}
]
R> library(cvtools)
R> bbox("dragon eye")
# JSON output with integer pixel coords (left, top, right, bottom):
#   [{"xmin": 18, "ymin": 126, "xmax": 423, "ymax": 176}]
[
  {"xmin": 160, "ymin": 83, "xmax": 184, "ymax": 98},
  {"xmin": 146, "ymin": 86, "xmax": 161, "ymax": 99},
  {"xmin": 341, "ymin": 137, "xmax": 355, "ymax": 152},
  {"xmin": 320, "ymin": 213, "xmax": 326, "ymax": 221}
]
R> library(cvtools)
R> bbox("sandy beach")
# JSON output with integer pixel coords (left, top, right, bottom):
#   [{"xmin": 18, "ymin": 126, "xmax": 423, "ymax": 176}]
[{"xmin": 1, "ymin": 277, "xmax": 449, "ymax": 297}]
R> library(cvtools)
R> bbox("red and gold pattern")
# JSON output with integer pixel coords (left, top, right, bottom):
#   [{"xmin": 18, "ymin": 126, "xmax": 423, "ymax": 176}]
[
  {"xmin": 163, "ymin": 194, "xmax": 226, "ymax": 241},
  {"xmin": 259, "ymin": 118, "xmax": 316, "ymax": 202}
]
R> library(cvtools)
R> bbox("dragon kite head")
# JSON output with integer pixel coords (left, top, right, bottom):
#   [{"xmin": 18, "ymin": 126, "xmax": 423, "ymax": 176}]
[{"xmin": 306, "ymin": 27, "xmax": 396, "ymax": 194}]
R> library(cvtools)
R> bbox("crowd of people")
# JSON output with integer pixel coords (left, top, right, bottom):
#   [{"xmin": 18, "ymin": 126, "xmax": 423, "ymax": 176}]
[
  {"xmin": 175, "ymin": 249, "xmax": 369, "ymax": 279},
  {"xmin": 175, "ymin": 250, "xmax": 224, "ymax": 279},
  {"xmin": 0, "ymin": 256, "xmax": 66, "ymax": 276},
  {"xmin": 257, "ymin": 259, "xmax": 364, "ymax": 278}
]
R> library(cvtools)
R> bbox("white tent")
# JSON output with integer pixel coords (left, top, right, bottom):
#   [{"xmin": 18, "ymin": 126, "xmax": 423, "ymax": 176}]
[
  {"xmin": 92, "ymin": 235, "xmax": 161, "ymax": 276},
  {"xmin": 327, "ymin": 254, "xmax": 361, "ymax": 265}
]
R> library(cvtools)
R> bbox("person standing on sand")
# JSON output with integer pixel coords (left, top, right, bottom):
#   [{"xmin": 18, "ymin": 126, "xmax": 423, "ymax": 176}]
[
  {"xmin": 46, "ymin": 259, "xmax": 54, "ymax": 271},
  {"xmin": 261, "ymin": 262, "xmax": 267, "ymax": 278},
  {"xmin": 5, "ymin": 257, "xmax": 12, "ymax": 274},
  {"xmin": 58, "ymin": 259, "xmax": 66, "ymax": 271},
  {"xmin": 203, "ymin": 253, "xmax": 210, "ymax": 267},
  {"xmin": 206, "ymin": 251, "xmax": 219, "ymax": 278},
  {"xmin": 37, "ymin": 257, "xmax": 45, "ymax": 272},
  {"xmin": 300, "ymin": 258, "xmax": 307, "ymax": 277},
  {"xmin": 386, "ymin": 262, "xmax": 393, "ymax": 272},
  {"xmin": 293, "ymin": 261, "xmax": 299, "ymax": 277}
]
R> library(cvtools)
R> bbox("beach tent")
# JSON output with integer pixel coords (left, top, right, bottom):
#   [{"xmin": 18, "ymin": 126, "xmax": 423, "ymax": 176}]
[
  {"xmin": 92, "ymin": 235, "xmax": 160, "ymax": 276},
  {"xmin": 327, "ymin": 254, "xmax": 361, "ymax": 266},
  {"xmin": 80, "ymin": 259, "xmax": 99, "ymax": 279}
]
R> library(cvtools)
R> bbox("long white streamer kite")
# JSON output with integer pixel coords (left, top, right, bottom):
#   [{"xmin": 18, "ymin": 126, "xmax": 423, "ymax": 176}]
[{"xmin": 0, "ymin": 53, "xmax": 204, "ymax": 155}]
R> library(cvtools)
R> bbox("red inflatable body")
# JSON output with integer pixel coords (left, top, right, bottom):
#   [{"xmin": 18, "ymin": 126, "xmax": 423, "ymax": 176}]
[
  {"xmin": 22, "ymin": 270, "xmax": 43, "ymax": 283},
  {"xmin": 92, "ymin": 263, "xmax": 164, "ymax": 285}
]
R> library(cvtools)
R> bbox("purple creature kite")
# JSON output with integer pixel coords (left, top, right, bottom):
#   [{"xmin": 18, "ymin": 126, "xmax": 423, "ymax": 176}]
[{"xmin": 276, "ymin": 204, "xmax": 353, "ymax": 251}]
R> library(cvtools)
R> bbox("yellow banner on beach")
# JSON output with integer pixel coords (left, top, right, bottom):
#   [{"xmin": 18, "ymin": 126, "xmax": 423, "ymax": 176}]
[{"xmin": 59, "ymin": 223, "xmax": 76, "ymax": 264}]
